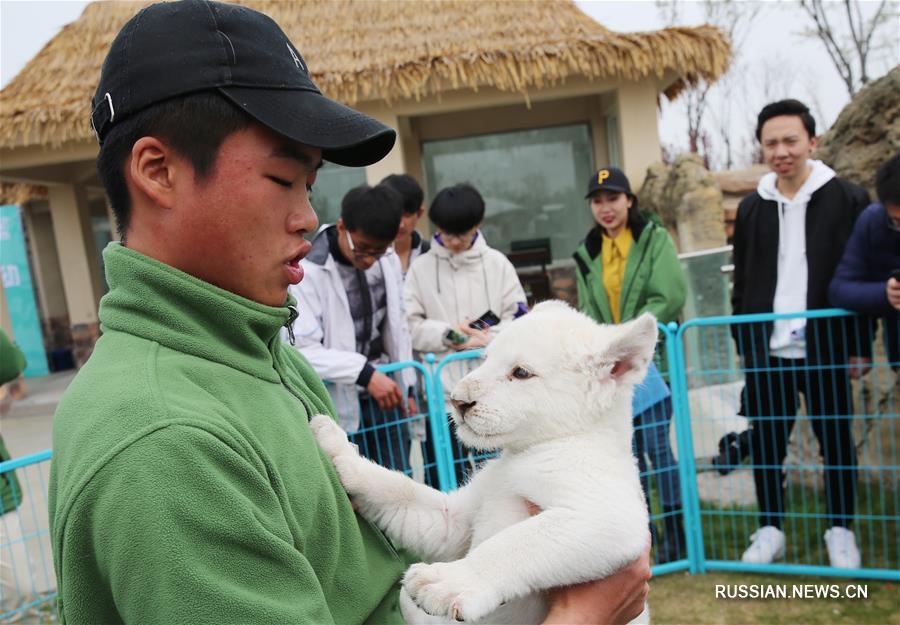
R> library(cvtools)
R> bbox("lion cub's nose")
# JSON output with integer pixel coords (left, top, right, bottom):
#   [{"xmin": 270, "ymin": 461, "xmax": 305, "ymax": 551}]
[{"xmin": 452, "ymin": 399, "xmax": 476, "ymax": 419}]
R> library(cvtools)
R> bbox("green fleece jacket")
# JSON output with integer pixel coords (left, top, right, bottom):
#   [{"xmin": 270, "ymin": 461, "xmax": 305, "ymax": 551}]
[
  {"xmin": 49, "ymin": 243, "xmax": 407, "ymax": 625},
  {"xmin": 573, "ymin": 220, "xmax": 686, "ymax": 325}
]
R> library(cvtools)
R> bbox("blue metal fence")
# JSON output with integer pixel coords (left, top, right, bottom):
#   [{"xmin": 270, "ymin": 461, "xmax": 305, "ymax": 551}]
[
  {"xmin": 0, "ymin": 449, "xmax": 56, "ymax": 623},
  {"xmin": 673, "ymin": 309, "xmax": 899, "ymax": 581},
  {"xmin": 348, "ymin": 360, "xmax": 440, "ymax": 488},
  {"xmin": 2, "ymin": 309, "xmax": 897, "ymax": 615}
]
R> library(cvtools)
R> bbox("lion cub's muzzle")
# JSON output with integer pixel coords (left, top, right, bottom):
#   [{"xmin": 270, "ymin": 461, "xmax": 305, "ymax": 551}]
[{"xmin": 451, "ymin": 399, "xmax": 477, "ymax": 420}]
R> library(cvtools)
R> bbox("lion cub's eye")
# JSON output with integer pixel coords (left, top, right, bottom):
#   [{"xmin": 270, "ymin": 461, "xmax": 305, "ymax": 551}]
[{"xmin": 511, "ymin": 366, "xmax": 533, "ymax": 380}]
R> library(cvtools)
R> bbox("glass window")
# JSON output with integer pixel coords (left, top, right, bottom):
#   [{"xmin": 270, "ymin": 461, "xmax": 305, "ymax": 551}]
[
  {"xmin": 421, "ymin": 124, "xmax": 596, "ymax": 261},
  {"xmin": 679, "ymin": 246, "xmax": 740, "ymax": 386},
  {"xmin": 89, "ymin": 197, "xmax": 112, "ymax": 294},
  {"xmin": 606, "ymin": 114, "xmax": 621, "ymax": 167},
  {"xmin": 91, "ymin": 216, "xmax": 112, "ymax": 294},
  {"xmin": 310, "ymin": 163, "xmax": 368, "ymax": 227}
]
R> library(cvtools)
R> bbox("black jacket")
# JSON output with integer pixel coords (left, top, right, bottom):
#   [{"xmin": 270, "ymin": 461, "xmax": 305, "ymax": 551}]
[{"xmin": 731, "ymin": 176, "xmax": 870, "ymax": 365}]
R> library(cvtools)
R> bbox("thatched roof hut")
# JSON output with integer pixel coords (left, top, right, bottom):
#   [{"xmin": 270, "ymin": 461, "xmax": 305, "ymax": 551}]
[
  {"xmin": 0, "ymin": 0, "xmax": 730, "ymax": 150},
  {"xmin": 0, "ymin": 0, "xmax": 732, "ymax": 359}
]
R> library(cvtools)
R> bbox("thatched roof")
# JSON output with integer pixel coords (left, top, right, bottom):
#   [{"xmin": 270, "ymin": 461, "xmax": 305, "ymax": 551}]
[
  {"xmin": 1, "ymin": 183, "xmax": 48, "ymax": 206},
  {"xmin": 0, "ymin": 0, "xmax": 730, "ymax": 150}
]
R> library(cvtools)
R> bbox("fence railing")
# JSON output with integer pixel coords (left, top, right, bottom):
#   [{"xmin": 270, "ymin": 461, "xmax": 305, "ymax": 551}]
[
  {"xmin": 673, "ymin": 309, "xmax": 898, "ymax": 581},
  {"xmin": 2, "ymin": 309, "xmax": 897, "ymax": 618},
  {"xmin": 0, "ymin": 449, "xmax": 55, "ymax": 623}
]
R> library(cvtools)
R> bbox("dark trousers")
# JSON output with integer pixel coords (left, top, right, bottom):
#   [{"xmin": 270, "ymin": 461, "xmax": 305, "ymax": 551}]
[
  {"xmin": 633, "ymin": 398, "xmax": 681, "ymax": 510},
  {"xmin": 744, "ymin": 357, "xmax": 857, "ymax": 529},
  {"xmin": 353, "ymin": 398, "xmax": 411, "ymax": 472}
]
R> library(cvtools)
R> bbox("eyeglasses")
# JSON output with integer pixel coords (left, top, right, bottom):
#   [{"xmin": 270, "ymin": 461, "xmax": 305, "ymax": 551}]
[
  {"xmin": 346, "ymin": 230, "xmax": 393, "ymax": 260},
  {"xmin": 436, "ymin": 228, "xmax": 479, "ymax": 245}
]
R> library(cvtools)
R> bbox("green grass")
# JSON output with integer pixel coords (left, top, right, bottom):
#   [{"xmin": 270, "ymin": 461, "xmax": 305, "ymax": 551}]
[
  {"xmin": 695, "ymin": 479, "xmax": 898, "ymax": 571},
  {"xmin": 644, "ymin": 475, "xmax": 898, "ymax": 623},
  {"xmin": 644, "ymin": 473, "xmax": 897, "ymax": 571},
  {"xmin": 650, "ymin": 571, "xmax": 899, "ymax": 625}
]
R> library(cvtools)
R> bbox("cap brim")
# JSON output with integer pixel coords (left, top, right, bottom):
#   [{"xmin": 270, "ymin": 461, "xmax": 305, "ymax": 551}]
[
  {"xmin": 219, "ymin": 86, "xmax": 396, "ymax": 167},
  {"xmin": 585, "ymin": 185, "xmax": 630, "ymax": 199}
]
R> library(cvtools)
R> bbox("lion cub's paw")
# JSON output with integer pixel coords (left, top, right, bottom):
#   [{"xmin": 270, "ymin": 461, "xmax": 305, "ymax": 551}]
[
  {"xmin": 309, "ymin": 415, "xmax": 355, "ymax": 460},
  {"xmin": 403, "ymin": 561, "xmax": 500, "ymax": 623}
]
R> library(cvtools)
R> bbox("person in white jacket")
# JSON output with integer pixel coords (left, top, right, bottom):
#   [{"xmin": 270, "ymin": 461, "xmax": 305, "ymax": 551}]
[
  {"xmin": 288, "ymin": 184, "xmax": 417, "ymax": 470},
  {"xmin": 404, "ymin": 183, "xmax": 528, "ymax": 481}
]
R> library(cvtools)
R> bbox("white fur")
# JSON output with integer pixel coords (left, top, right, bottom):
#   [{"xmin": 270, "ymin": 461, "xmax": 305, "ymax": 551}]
[{"xmin": 311, "ymin": 301, "xmax": 656, "ymax": 624}]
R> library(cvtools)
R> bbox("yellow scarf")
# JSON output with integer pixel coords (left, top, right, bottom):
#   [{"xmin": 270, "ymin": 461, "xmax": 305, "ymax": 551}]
[{"xmin": 600, "ymin": 227, "xmax": 633, "ymax": 323}]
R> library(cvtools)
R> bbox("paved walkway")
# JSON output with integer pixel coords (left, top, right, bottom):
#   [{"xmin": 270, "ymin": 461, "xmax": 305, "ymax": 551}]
[{"xmin": 1, "ymin": 371, "xmax": 75, "ymax": 459}]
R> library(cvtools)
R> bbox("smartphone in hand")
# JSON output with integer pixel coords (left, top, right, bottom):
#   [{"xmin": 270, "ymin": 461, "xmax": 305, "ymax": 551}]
[{"xmin": 469, "ymin": 310, "xmax": 500, "ymax": 331}]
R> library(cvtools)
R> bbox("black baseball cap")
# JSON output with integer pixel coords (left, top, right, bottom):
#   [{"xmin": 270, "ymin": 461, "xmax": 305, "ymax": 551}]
[
  {"xmin": 585, "ymin": 167, "xmax": 633, "ymax": 199},
  {"xmin": 90, "ymin": 0, "xmax": 395, "ymax": 167}
]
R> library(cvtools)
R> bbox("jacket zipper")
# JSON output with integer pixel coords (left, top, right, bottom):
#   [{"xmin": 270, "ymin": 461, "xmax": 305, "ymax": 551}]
[
  {"xmin": 618, "ymin": 223, "xmax": 654, "ymax": 316},
  {"xmin": 272, "ymin": 319, "xmax": 402, "ymax": 562},
  {"xmin": 276, "ymin": 304, "xmax": 314, "ymax": 419},
  {"xmin": 361, "ymin": 515, "xmax": 402, "ymax": 562},
  {"xmin": 284, "ymin": 305, "xmax": 298, "ymax": 346}
]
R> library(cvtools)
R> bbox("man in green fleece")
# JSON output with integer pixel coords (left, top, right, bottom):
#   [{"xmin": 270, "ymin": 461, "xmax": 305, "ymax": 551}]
[{"xmin": 49, "ymin": 2, "xmax": 650, "ymax": 624}]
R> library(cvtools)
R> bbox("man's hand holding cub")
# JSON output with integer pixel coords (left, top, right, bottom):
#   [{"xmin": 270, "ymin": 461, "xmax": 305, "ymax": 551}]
[
  {"xmin": 525, "ymin": 501, "xmax": 651, "ymax": 625},
  {"xmin": 543, "ymin": 537, "xmax": 651, "ymax": 625}
]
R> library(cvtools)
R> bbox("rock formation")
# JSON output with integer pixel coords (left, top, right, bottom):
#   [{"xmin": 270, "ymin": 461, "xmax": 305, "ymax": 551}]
[
  {"xmin": 638, "ymin": 153, "xmax": 726, "ymax": 253},
  {"xmin": 817, "ymin": 66, "xmax": 900, "ymax": 195}
]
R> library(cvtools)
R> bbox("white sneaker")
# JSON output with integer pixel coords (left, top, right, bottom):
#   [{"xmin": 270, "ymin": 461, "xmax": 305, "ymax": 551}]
[
  {"xmin": 741, "ymin": 526, "xmax": 785, "ymax": 564},
  {"xmin": 824, "ymin": 527, "xmax": 861, "ymax": 569}
]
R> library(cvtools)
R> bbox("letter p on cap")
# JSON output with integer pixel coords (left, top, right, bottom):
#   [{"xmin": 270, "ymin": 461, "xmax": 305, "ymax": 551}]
[{"xmin": 598, "ymin": 170, "xmax": 610, "ymax": 184}]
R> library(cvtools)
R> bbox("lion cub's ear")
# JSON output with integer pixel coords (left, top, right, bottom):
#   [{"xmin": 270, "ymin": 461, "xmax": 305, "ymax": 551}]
[{"xmin": 589, "ymin": 313, "xmax": 658, "ymax": 385}]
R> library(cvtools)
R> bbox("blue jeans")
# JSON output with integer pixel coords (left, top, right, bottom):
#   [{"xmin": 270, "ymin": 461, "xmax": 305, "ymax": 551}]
[{"xmin": 632, "ymin": 398, "xmax": 681, "ymax": 510}]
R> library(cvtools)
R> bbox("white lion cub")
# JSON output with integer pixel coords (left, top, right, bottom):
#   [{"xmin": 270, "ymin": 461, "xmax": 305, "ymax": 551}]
[{"xmin": 311, "ymin": 301, "xmax": 656, "ymax": 624}]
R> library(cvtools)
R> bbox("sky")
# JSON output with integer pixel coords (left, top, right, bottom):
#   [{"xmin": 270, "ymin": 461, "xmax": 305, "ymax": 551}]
[{"xmin": 1, "ymin": 0, "xmax": 897, "ymax": 170}]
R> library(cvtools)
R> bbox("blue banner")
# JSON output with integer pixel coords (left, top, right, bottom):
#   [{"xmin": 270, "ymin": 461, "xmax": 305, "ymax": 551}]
[{"xmin": 1, "ymin": 205, "xmax": 49, "ymax": 377}]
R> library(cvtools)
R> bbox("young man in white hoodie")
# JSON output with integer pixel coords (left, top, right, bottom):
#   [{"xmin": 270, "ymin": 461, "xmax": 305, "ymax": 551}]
[
  {"xmin": 404, "ymin": 183, "xmax": 528, "ymax": 481},
  {"xmin": 288, "ymin": 184, "xmax": 417, "ymax": 470},
  {"xmin": 731, "ymin": 99, "xmax": 870, "ymax": 568}
]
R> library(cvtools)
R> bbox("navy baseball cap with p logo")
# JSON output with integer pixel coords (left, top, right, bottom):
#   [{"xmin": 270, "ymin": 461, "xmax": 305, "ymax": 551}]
[
  {"xmin": 91, "ymin": 0, "xmax": 395, "ymax": 167},
  {"xmin": 585, "ymin": 167, "xmax": 633, "ymax": 199}
]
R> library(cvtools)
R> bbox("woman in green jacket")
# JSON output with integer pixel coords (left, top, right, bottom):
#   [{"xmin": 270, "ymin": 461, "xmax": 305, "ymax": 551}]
[
  {"xmin": 573, "ymin": 166, "xmax": 688, "ymax": 563},
  {"xmin": 573, "ymin": 168, "xmax": 686, "ymax": 326}
]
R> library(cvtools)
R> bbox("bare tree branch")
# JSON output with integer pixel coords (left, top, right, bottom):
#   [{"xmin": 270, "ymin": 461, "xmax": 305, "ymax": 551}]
[
  {"xmin": 800, "ymin": 0, "xmax": 856, "ymax": 94},
  {"xmin": 799, "ymin": 0, "xmax": 893, "ymax": 95},
  {"xmin": 844, "ymin": 1, "xmax": 862, "ymax": 51},
  {"xmin": 667, "ymin": 0, "xmax": 763, "ymax": 163}
]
